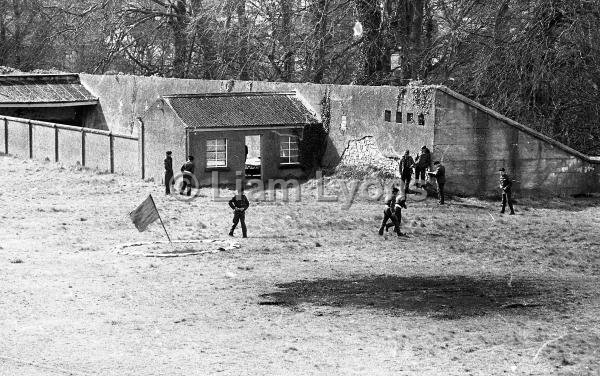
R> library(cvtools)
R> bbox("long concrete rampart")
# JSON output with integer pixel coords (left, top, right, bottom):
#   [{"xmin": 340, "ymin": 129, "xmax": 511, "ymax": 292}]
[
  {"xmin": 79, "ymin": 74, "xmax": 437, "ymax": 171},
  {"xmin": 434, "ymin": 87, "xmax": 600, "ymax": 196}
]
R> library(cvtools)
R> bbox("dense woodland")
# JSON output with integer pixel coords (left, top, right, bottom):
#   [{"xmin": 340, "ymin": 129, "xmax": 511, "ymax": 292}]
[{"xmin": 1, "ymin": 0, "xmax": 599, "ymax": 154}]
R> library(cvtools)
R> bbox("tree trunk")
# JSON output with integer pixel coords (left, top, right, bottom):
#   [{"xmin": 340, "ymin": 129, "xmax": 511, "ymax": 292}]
[
  {"xmin": 281, "ymin": 0, "xmax": 294, "ymax": 81},
  {"xmin": 354, "ymin": 0, "xmax": 383, "ymax": 85},
  {"xmin": 170, "ymin": 0, "xmax": 189, "ymax": 78},
  {"xmin": 12, "ymin": 0, "xmax": 22, "ymax": 67},
  {"xmin": 0, "ymin": 5, "xmax": 6, "ymax": 65},
  {"xmin": 311, "ymin": 0, "xmax": 329, "ymax": 83},
  {"xmin": 236, "ymin": 0, "xmax": 249, "ymax": 80}
]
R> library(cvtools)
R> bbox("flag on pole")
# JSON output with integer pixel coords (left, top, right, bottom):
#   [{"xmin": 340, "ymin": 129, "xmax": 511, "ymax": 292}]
[{"xmin": 129, "ymin": 194, "xmax": 160, "ymax": 232}]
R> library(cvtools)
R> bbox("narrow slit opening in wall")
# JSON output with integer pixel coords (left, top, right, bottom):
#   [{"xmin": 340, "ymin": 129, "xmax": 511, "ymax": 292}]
[
  {"xmin": 407, "ymin": 113, "xmax": 414, "ymax": 123},
  {"xmin": 384, "ymin": 110, "xmax": 391, "ymax": 122},
  {"xmin": 395, "ymin": 111, "xmax": 402, "ymax": 123},
  {"xmin": 418, "ymin": 114, "xmax": 425, "ymax": 125}
]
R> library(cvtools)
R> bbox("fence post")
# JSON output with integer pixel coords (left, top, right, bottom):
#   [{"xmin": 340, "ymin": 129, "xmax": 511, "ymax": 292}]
[
  {"xmin": 4, "ymin": 118, "xmax": 7, "ymax": 154},
  {"xmin": 138, "ymin": 118, "xmax": 145, "ymax": 180},
  {"xmin": 54, "ymin": 125, "xmax": 59, "ymax": 162},
  {"xmin": 28, "ymin": 121, "xmax": 33, "ymax": 159},
  {"xmin": 109, "ymin": 132, "xmax": 114, "ymax": 174},
  {"xmin": 81, "ymin": 128, "xmax": 86, "ymax": 166}
]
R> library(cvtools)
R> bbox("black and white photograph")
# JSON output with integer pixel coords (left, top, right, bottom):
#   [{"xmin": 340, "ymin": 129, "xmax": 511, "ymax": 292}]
[{"xmin": 1, "ymin": 0, "xmax": 599, "ymax": 375}]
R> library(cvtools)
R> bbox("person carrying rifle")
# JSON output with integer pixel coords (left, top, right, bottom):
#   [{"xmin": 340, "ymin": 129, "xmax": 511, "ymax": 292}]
[{"xmin": 499, "ymin": 168, "xmax": 515, "ymax": 215}]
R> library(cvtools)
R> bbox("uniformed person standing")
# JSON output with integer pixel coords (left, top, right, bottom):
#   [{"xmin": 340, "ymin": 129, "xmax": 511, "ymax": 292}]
[
  {"xmin": 164, "ymin": 151, "xmax": 173, "ymax": 195},
  {"xmin": 499, "ymin": 168, "xmax": 515, "ymax": 215},
  {"xmin": 427, "ymin": 161, "xmax": 446, "ymax": 205},
  {"xmin": 414, "ymin": 145, "xmax": 431, "ymax": 188},
  {"xmin": 179, "ymin": 155, "xmax": 195, "ymax": 196},
  {"xmin": 228, "ymin": 188, "xmax": 250, "ymax": 238},
  {"xmin": 399, "ymin": 150, "xmax": 415, "ymax": 196},
  {"xmin": 379, "ymin": 186, "xmax": 406, "ymax": 237}
]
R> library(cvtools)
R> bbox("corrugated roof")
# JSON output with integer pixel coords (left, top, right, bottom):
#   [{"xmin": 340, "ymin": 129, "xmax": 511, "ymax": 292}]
[
  {"xmin": 164, "ymin": 92, "xmax": 319, "ymax": 128},
  {"xmin": 0, "ymin": 74, "xmax": 98, "ymax": 105}
]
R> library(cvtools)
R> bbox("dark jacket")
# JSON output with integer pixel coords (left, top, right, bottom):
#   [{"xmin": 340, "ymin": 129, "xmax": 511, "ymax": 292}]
[
  {"xmin": 181, "ymin": 160, "xmax": 195, "ymax": 174},
  {"xmin": 229, "ymin": 194, "xmax": 250, "ymax": 212},
  {"xmin": 500, "ymin": 173, "xmax": 512, "ymax": 191},
  {"xmin": 164, "ymin": 156, "xmax": 173, "ymax": 172},
  {"xmin": 399, "ymin": 155, "xmax": 415, "ymax": 177},
  {"xmin": 428, "ymin": 165, "xmax": 446, "ymax": 184},
  {"xmin": 415, "ymin": 150, "xmax": 431, "ymax": 168},
  {"xmin": 385, "ymin": 193, "xmax": 407, "ymax": 209}
]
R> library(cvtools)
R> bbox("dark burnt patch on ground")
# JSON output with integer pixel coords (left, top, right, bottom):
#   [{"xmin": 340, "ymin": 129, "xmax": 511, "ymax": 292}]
[{"xmin": 260, "ymin": 274, "xmax": 593, "ymax": 319}]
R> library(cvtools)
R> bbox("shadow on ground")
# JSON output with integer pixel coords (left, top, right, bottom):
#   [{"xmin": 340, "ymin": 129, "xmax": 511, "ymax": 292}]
[{"xmin": 260, "ymin": 275, "xmax": 582, "ymax": 319}]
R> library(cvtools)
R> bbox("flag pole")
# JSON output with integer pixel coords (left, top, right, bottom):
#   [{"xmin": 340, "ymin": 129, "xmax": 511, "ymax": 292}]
[{"xmin": 149, "ymin": 194, "xmax": 172, "ymax": 243}]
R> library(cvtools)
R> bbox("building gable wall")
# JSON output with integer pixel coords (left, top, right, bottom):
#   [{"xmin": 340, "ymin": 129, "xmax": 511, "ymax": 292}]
[
  {"xmin": 434, "ymin": 89, "xmax": 599, "ymax": 196},
  {"xmin": 142, "ymin": 99, "xmax": 187, "ymax": 185}
]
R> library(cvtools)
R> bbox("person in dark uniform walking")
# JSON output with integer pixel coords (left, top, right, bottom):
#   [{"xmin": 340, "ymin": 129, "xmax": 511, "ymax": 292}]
[
  {"xmin": 379, "ymin": 186, "xmax": 406, "ymax": 237},
  {"xmin": 414, "ymin": 145, "xmax": 431, "ymax": 188},
  {"xmin": 499, "ymin": 168, "xmax": 515, "ymax": 215},
  {"xmin": 427, "ymin": 161, "xmax": 446, "ymax": 205},
  {"xmin": 179, "ymin": 155, "xmax": 195, "ymax": 196},
  {"xmin": 229, "ymin": 188, "xmax": 250, "ymax": 238},
  {"xmin": 399, "ymin": 150, "xmax": 415, "ymax": 196},
  {"xmin": 164, "ymin": 151, "xmax": 174, "ymax": 195}
]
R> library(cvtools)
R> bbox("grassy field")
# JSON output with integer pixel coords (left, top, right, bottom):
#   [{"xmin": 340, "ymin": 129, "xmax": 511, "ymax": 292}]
[{"xmin": 0, "ymin": 154, "xmax": 599, "ymax": 376}]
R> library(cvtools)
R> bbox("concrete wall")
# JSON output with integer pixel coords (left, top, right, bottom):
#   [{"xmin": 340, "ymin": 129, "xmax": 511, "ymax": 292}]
[
  {"xmin": 57, "ymin": 129, "xmax": 83, "ymax": 166},
  {"xmin": 0, "ymin": 119, "xmax": 6, "ymax": 154},
  {"xmin": 434, "ymin": 89, "xmax": 600, "ymax": 196},
  {"xmin": 113, "ymin": 137, "xmax": 139, "ymax": 176},
  {"xmin": 142, "ymin": 99, "xmax": 188, "ymax": 185},
  {"xmin": 78, "ymin": 74, "xmax": 599, "ymax": 196},
  {"xmin": 80, "ymin": 74, "xmax": 225, "ymax": 135},
  {"xmin": 32, "ymin": 125, "xmax": 56, "ymax": 162},
  {"xmin": 85, "ymin": 133, "xmax": 111, "ymax": 172},
  {"xmin": 1, "ymin": 115, "xmax": 139, "ymax": 177},
  {"xmin": 6, "ymin": 118, "xmax": 30, "ymax": 159},
  {"xmin": 79, "ymin": 74, "xmax": 436, "ymax": 172}
]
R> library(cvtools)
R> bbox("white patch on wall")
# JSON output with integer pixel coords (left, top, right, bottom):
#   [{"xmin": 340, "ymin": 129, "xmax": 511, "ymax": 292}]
[
  {"xmin": 340, "ymin": 115, "xmax": 347, "ymax": 132},
  {"xmin": 390, "ymin": 53, "xmax": 400, "ymax": 70},
  {"xmin": 339, "ymin": 136, "xmax": 397, "ymax": 175}
]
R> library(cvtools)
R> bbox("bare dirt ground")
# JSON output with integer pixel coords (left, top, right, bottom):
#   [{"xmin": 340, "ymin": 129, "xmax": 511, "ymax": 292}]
[{"xmin": 1, "ymin": 154, "xmax": 599, "ymax": 376}]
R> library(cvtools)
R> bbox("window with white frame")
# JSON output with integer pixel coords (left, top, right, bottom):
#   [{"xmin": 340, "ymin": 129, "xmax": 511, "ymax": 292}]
[
  {"xmin": 206, "ymin": 138, "xmax": 227, "ymax": 167},
  {"xmin": 280, "ymin": 135, "xmax": 299, "ymax": 164}
]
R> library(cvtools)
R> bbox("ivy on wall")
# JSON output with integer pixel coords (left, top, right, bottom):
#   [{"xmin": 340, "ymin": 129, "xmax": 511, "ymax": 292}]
[
  {"xmin": 298, "ymin": 87, "xmax": 331, "ymax": 175},
  {"xmin": 396, "ymin": 83, "xmax": 435, "ymax": 116},
  {"xmin": 320, "ymin": 87, "xmax": 331, "ymax": 134}
]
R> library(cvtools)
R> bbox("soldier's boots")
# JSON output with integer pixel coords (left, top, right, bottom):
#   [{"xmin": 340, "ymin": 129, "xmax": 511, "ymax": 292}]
[{"xmin": 229, "ymin": 230, "xmax": 248, "ymax": 237}]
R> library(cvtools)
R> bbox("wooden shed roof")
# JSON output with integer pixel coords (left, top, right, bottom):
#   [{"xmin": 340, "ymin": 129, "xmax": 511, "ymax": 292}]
[{"xmin": 0, "ymin": 74, "xmax": 98, "ymax": 107}]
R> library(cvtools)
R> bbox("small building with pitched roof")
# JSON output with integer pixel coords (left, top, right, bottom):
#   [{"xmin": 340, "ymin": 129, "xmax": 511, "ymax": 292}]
[
  {"xmin": 0, "ymin": 74, "xmax": 100, "ymax": 127},
  {"xmin": 140, "ymin": 91, "xmax": 321, "ymax": 186}
]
